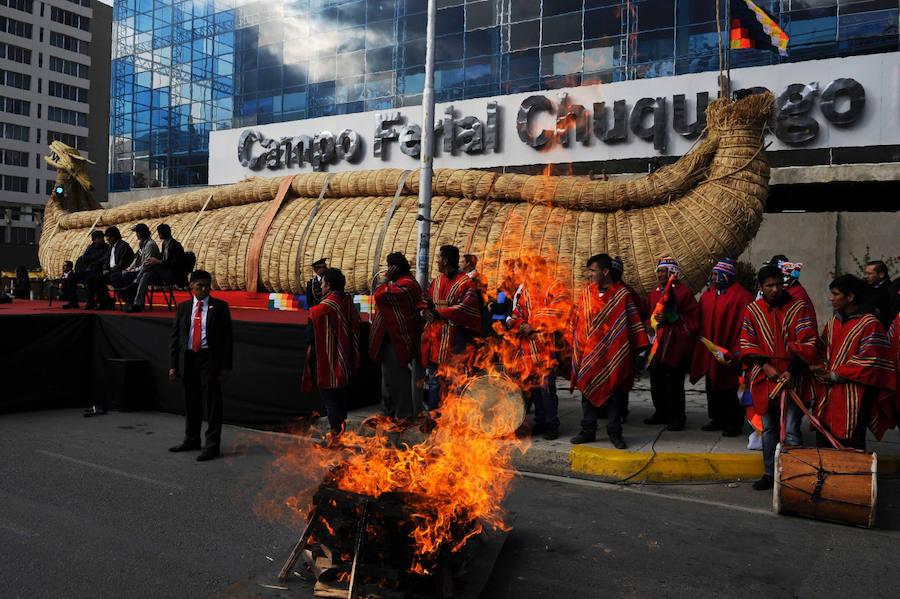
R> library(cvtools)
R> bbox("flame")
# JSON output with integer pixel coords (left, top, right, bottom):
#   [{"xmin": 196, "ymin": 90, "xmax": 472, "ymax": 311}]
[{"xmin": 253, "ymin": 252, "xmax": 576, "ymax": 565}]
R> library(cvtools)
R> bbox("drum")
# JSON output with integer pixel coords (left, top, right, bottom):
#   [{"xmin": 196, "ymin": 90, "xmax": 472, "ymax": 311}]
[
  {"xmin": 458, "ymin": 373, "xmax": 526, "ymax": 437},
  {"xmin": 774, "ymin": 445, "xmax": 877, "ymax": 528}
]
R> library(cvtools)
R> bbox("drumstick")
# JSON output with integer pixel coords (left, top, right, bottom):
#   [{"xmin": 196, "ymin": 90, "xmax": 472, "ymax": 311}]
[{"xmin": 768, "ymin": 378, "xmax": 788, "ymax": 400}]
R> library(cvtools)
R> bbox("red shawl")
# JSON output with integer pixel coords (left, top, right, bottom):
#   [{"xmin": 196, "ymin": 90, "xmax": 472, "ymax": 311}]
[
  {"xmin": 815, "ymin": 313, "xmax": 896, "ymax": 440},
  {"xmin": 418, "ymin": 271, "xmax": 481, "ymax": 364},
  {"xmin": 508, "ymin": 278, "xmax": 573, "ymax": 379},
  {"xmin": 573, "ymin": 282, "xmax": 650, "ymax": 407},
  {"xmin": 738, "ymin": 295, "xmax": 818, "ymax": 414},
  {"xmin": 786, "ymin": 282, "xmax": 818, "ymax": 332},
  {"xmin": 645, "ymin": 281, "xmax": 699, "ymax": 369},
  {"xmin": 690, "ymin": 283, "xmax": 752, "ymax": 389},
  {"xmin": 890, "ymin": 313, "xmax": 900, "ymax": 412},
  {"xmin": 309, "ymin": 293, "xmax": 361, "ymax": 390},
  {"xmin": 369, "ymin": 274, "xmax": 422, "ymax": 365}
]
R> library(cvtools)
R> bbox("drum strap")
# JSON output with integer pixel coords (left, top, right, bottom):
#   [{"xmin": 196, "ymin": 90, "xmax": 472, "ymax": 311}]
[{"xmin": 782, "ymin": 390, "xmax": 853, "ymax": 452}]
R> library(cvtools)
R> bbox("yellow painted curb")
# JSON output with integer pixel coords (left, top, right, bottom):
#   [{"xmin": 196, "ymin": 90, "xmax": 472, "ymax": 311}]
[{"xmin": 569, "ymin": 446, "xmax": 900, "ymax": 482}]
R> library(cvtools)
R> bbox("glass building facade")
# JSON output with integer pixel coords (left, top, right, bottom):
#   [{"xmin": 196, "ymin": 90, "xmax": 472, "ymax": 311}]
[{"xmin": 109, "ymin": 0, "xmax": 899, "ymax": 192}]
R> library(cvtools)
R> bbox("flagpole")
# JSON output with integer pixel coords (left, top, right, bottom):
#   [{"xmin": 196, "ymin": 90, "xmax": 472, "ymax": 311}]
[
  {"xmin": 415, "ymin": 0, "xmax": 437, "ymax": 290},
  {"xmin": 724, "ymin": 0, "xmax": 732, "ymax": 99}
]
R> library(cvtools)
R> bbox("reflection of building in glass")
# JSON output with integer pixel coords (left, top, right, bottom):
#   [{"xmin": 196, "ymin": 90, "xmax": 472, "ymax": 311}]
[
  {"xmin": 109, "ymin": 0, "xmax": 899, "ymax": 193},
  {"xmin": 0, "ymin": 0, "xmax": 111, "ymax": 264}
]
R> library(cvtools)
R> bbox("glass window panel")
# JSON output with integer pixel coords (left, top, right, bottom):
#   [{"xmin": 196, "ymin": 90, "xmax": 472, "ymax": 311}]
[
  {"xmin": 283, "ymin": 90, "xmax": 307, "ymax": 111},
  {"xmin": 401, "ymin": 12, "xmax": 426, "ymax": 40},
  {"xmin": 543, "ymin": 0, "xmax": 582, "ymax": 18},
  {"xmin": 403, "ymin": 38, "xmax": 426, "ymax": 65},
  {"xmin": 510, "ymin": 0, "xmax": 540, "ymax": 22},
  {"xmin": 258, "ymin": 43, "xmax": 283, "ymax": 67},
  {"xmin": 436, "ymin": 33, "xmax": 463, "ymax": 61},
  {"xmin": 365, "ymin": 72, "xmax": 393, "ymax": 98},
  {"xmin": 258, "ymin": 66, "xmax": 283, "ymax": 90},
  {"xmin": 309, "ymin": 55, "xmax": 336, "ymax": 82},
  {"xmin": 339, "ymin": 26, "xmax": 366, "ymax": 53},
  {"xmin": 541, "ymin": 43, "xmax": 583, "ymax": 77},
  {"xmin": 786, "ymin": 6, "xmax": 837, "ymax": 46},
  {"xmin": 366, "ymin": 46, "xmax": 394, "ymax": 73},
  {"xmin": 465, "ymin": 26, "xmax": 498, "ymax": 58},
  {"xmin": 584, "ymin": 36, "xmax": 623, "ymax": 71},
  {"xmin": 337, "ymin": 50, "xmax": 365, "ymax": 75},
  {"xmin": 676, "ymin": 21, "xmax": 718, "ymax": 57},
  {"xmin": 838, "ymin": 8, "xmax": 897, "ymax": 40},
  {"xmin": 435, "ymin": 6, "xmax": 464, "ymax": 36},
  {"xmin": 466, "ymin": 0, "xmax": 497, "ymax": 30},
  {"xmin": 634, "ymin": 28, "xmax": 674, "ymax": 63},
  {"xmin": 542, "ymin": 13, "xmax": 583, "ymax": 45},
  {"xmin": 680, "ymin": 0, "xmax": 717, "ymax": 24},
  {"xmin": 503, "ymin": 48, "xmax": 539, "ymax": 82},
  {"xmin": 463, "ymin": 55, "xmax": 498, "ymax": 86},
  {"xmin": 633, "ymin": 59, "xmax": 674, "ymax": 79},
  {"xmin": 338, "ymin": 1, "xmax": 366, "ymax": 28},
  {"xmin": 434, "ymin": 60, "xmax": 463, "ymax": 89},
  {"xmin": 635, "ymin": 0, "xmax": 675, "ymax": 31},
  {"xmin": 335, "ymin": 75, "xmax": 365, "ymax": 103},
  {"xmin": 368, "ymin": 0, "xmax": 396, "ymax": 22},
  {"xmin": 398, "ymin": 65, "xmax": 424, "ymax": 94},
  {"xmin": 509, "ymin": 19, "xmax": 539, "ymax": 50},
  {"xmin": 367, "ymin": 20, "xmax": 395, "ymax": 48},
  {"xmin": 584, "ymin": 7, "xmax": 623, "ymax": 40},
  {"xmin": 283, "ymin": 63, "xmax": 308, "ymax": 86},
  {"xmin": 840, "ymin": 0, "xmax": 895, "ymax": 14},
  {"xmin": 258, "ymin": 22, "xmax": 283, "ymax": 45}
]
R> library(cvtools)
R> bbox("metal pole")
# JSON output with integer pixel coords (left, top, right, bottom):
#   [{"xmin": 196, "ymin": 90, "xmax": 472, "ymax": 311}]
[{"xmin": 415, "ymin": 0, "xmax": 437, "ymax": 290}]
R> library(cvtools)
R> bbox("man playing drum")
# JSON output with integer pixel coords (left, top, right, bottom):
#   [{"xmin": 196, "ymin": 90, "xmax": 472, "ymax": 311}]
[
  {"xmin": 811, "ymin": 275, "xmax": 896, "ymax": 450},
  {"xmin": 739, "ymin": 264, "xmax": 818, "ymax": 491}
]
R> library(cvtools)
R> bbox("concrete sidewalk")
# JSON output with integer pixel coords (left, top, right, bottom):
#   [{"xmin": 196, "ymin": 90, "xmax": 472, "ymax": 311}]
[{"xmin": 331, "ymin": 378, "xmax": 900, "ymax": 483}]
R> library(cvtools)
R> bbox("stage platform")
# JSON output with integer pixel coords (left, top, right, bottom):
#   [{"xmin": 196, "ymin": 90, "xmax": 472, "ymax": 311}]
[{"xmin": 0, "ymin": 296, "xmax": 379, "ymax": 423}]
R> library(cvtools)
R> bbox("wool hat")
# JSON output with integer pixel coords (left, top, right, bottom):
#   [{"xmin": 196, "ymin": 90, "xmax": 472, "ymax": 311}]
[{"xmin": 657, "ymin": 255, "xmax": 679, "ymax": 274}]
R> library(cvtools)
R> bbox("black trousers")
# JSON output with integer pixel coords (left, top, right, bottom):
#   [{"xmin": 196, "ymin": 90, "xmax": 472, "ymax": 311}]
[
  {"xmin": 706, "ymin": 376, "xmax": 744, "ymax": 433},
  {"xmin": 649, "ymin": 364, "xmax": 686, "ymax": 426},
  {"xmin": 182, "ymin": 349, "xmax": 223, "ymax": 449},
  {"xmin": 60, "ymin": 275, "xmax": 80, "ymax": 306}
]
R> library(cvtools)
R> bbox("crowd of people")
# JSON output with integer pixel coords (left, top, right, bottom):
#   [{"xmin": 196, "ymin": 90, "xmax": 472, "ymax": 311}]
[
  {"xmin": 297, "ymin": 247, "xmax": 900, "ymax": 492},
  {"xmin": 58, "ymin": 223, "xmax": 188, "ymax": 313}
]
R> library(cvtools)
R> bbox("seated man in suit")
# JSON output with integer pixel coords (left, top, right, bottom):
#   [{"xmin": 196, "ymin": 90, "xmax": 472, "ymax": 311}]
[
  {"xmin": 73, "ymin": 231, "xmax": 109, "ymax": 309},
  {"xmin": 125, "ymin": 223, "xmax": 186, "ymax": 313},
  {"xmin": 168, "ymin": 270, "xmax": 234, "ymax": 462},
  {"xmin": 111, "ymin": 223, "xmax": 160, "ymax": 309},
  {"xmin": 93, "ymin": 226, "xmax": 134, "ymax": 310},
  {"xmin": 58, "ymin": 261, "xmax": 77, "ymax": 308}
]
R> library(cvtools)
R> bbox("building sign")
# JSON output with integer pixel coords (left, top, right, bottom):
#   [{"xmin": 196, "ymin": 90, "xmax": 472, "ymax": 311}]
[{"xmin": 210, "ymin": 53, "xmax": 900, "ymax": 185}]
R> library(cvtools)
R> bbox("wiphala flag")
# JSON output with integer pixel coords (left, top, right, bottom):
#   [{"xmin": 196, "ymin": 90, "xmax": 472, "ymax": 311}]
[{"xmin": 730, "ymin": 0, "xmax": 789, "ymax": 56}]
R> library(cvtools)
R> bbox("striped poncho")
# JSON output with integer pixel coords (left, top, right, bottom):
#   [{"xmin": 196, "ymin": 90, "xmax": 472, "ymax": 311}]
[
  {"xmin": 508, "ymin": 278, "xmax": 573, "ymax": 382},
  {"xmin": 815, "ymin": 312, "xmax": 896, "ymax": 440},
  {"xmin": 310, "ymin": 292, "xmax": 361, "ymax": 389},
  {"xmin": 572, "ymin": 282, "xmax": 650, "ymax": 407},
  {"xmin": 369, "ymin": 273, "xmax": 423, "ymax": 365}
]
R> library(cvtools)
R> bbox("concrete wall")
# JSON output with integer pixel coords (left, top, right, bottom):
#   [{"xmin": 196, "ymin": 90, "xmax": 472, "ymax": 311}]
[{"xmin": 739, "ymin": 212, "xmax": 900, "ymax": 325}]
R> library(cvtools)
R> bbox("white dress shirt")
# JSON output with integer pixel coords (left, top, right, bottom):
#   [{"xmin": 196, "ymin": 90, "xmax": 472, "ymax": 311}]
[
  {"xmin": 109, "ymin": 241, "xmax": 117, "ymax": 268},
  {"xmin": 187, "ymin": 296, "xmax": 210, "ymax": 350}
]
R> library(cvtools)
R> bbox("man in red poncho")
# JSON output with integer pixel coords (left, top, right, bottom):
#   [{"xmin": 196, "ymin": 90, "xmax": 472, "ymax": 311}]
[
  {"xmin": 645, "ymin": 256, "xmax": 699, "ymax": 431},
  {"xmin": 890, "ymin": 312, "xmax": 900, "ymax": 433},
  {"xmin": 812, "ymin": 274, "xmax": 896, "ymax": 450},
  {"xmin": 306, "ymin": 268, "xmax": 361, "ymax": 440},
  {"xmin": 690, "ymin": 258, "xmax": 752, "ymax": 437},
  {"xmin": 370, "ymin": 252, "xmax": 422, "ymax": 419},
  {"xmin": 418, "ymin": 244, "xmax": 482, "ymax": 410},
  {"xmin": 571, "ymin": 253, "xmax": 649, "ymax": 449},
  {"xmin": 739, "ymin": 264, "xmax": 818, "ymax": 490},
  {"xmin": 507, "ymin": 257, "xmax": 573, "ymax": 440}
]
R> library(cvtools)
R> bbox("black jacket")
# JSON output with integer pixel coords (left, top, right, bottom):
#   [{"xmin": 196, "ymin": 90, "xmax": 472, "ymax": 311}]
[
  {"xmin": 77, "ymin": 242, "xmax": 109, "ymax": 273},
  {"xmin": 305, "ymin": 277, "xmax": 323, "ymax": 309},
  {"xmin": 169, "ymin": 296, "xmax": 233, "ymax": 374},
  {"xmin": 160, "ymin": 238, "xmax": 187, "ymax": 285},
  {"xmin": 106, "ymin": 239, "xmax": 135, "ymax": 274}
]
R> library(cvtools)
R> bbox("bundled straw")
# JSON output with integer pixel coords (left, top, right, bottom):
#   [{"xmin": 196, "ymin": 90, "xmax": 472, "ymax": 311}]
[{"xmin": 39, "ymin": 93, "xmax": 773, "ymax": 296}]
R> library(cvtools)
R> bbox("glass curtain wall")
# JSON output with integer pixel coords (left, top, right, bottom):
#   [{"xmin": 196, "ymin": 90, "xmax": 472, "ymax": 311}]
[{"xmin": 109, "ymin": 0, "xmax": 900, "ymax": 191}]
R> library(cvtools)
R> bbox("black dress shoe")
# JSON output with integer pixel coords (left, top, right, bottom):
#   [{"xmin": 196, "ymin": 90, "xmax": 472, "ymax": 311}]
[
  {"xmin": 752, "ymin": 475, "xmax": 774, "ymax": 491},
  {"xmin": 196, "ymin": 448, "xmax": 221, "ymax": 461},
  {"xmin": 123, "ymin": 304, "xmax": 143, "ymax": 313},
  {"xmin": 701, "ymin": 420, "xmax": 724, "ymax": 432},
  {"xmin": 666, "ymin": 419, "xmax": 686, "ymax": 432},
  {"xmin": 169, "ymin": 442, "xmax": 201, "ymax": 452},
  {"xmin": 61, "ymin": 303, "xmax": 77, "ymax": 309},
  {"xmin": 530, "ymin": 422, "xmax": 547, "ymax": 436},
  {"xmin": 608, "ymin": 432, "xmax": 628, "ymax": 450},
  {"xmin": 644, "ymin": 414, "xmax": 667, "ymax": 425},
  {"xmin": 570, "ymin": 430, "xmax": 596, "ymax": 445},
  {"xmin": 541, "ymin": 426, "xmax": 559, "ymax": 441},
  {"xmin": 84, "ymin": 303, "xmax": 97, "ymax": 310}
]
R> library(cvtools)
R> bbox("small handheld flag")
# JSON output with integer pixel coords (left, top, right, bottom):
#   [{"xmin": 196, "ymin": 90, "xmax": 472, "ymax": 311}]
[{"xmin": 699, "ymin": 336, "xmax": 734, "ymax": 366}]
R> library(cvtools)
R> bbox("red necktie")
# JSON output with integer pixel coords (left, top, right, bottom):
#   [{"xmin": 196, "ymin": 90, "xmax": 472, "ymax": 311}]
[{"xmin": 191, "ymin": 302, "xmax": 203, "ymax": 352}]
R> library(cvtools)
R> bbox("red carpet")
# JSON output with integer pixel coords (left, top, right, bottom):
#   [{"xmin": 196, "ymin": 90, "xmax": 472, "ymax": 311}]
[{"xmin": 0, "ymin": 295, "xmax": 312, "ymax": 325}]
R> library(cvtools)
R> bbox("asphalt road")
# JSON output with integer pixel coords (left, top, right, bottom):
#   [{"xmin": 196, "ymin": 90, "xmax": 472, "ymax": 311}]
[{"xmin": 2, "ymin": 409, "xmax": 899, "ymax": 599}]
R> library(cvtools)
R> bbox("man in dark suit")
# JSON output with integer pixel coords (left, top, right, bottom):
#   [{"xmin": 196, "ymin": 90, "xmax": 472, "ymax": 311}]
[
  {"xmin": 305, "ymin": 258, "xmax": 327, "ymax": 309},
  {"xmin": 74, "ymin": 230, "xmax": 110, "ymax": 309},
  {"xmin": 125, "ymin": 223, "xmax": 186, "ymax": 312},
  {"xmin": 168, "ymin": 270, "xmax": 233, "ymax": 461},
  {"xmin": 93, "ymin": 226, "xmax": 134, "ymax": 310}
]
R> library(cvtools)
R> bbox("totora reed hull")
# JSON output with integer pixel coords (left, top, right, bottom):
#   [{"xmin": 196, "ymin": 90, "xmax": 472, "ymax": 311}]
[{"xmin": 39, "ymin": 93, "xmax": 773, "ymax": 296}]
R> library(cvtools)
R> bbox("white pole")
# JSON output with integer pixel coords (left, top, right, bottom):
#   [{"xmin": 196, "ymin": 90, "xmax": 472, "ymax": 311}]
[{"xmin": 415, "ymin": 0, "xmax": 437, "ymax": 289}]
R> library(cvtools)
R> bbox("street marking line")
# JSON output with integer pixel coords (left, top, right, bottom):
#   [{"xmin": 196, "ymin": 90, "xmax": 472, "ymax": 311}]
[{"xmin": 35, "ymin": 450, "xmax": 185, "ymax": 491}]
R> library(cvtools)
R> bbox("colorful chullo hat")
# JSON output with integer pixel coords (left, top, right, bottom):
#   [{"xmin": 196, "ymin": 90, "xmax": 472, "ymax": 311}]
[
  {"xmin": 657, "ymin": 255, "xmax": 680, "ymax": 275},
  {"xmin": 712, "ymin": 257, "xmax": 737, "ymax": 282}
]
